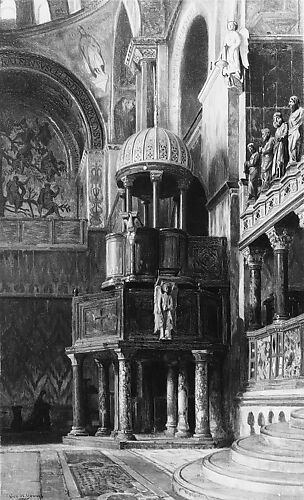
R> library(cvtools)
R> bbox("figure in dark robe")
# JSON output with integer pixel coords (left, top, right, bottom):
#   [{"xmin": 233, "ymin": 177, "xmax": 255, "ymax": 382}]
[
  {"xmin": 244, "ymin": 143, "xmax": 261, "ymax": 202},
  {"xmin": 37, "ymin": 182, "xmax": 61, "ymax": 218},
  {"xmin": 259, "ymin": 128, "xmax": 275, "ymax": 191},
  {"xmin": 272, "ymin": 112, "xmax": 288, "ymax": 179},
  {"xmin": 6, "ymin": 175, "xmax": 27, "ymax": 213}
]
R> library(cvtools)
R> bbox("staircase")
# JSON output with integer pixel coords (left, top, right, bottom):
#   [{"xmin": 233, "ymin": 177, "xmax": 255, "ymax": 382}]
[{"xmin": 172, "ymin": 408, "xmax": 304, "ymax": 499}]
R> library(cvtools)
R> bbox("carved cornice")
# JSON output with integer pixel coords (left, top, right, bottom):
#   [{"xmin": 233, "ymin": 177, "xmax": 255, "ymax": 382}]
[
  {"xmin": 0, "ymin": 50, "xmax": 104, "ymax": 149},
  {"xmin": 266, "ymin": 227, "xmax": 294, "ymax": 251}
]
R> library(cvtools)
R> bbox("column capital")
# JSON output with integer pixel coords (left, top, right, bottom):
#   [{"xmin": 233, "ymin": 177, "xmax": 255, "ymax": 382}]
[
  {"xmin": 150, "ymin": 170, "xmax": 163, "ymax": 183},
  {"xmin": 125, "ymin": 38, "xmax": 158, "ymax": 73},
  {"xmin": 266, "ymin": 227, "xmax": 294, "ymax": 251},
  {"xmin": 115, "ymin": 348, "xmax": 134, "ymax": 361},
  {"xmin": 192, "ymin": 350, "xmax": 212, "ymax": 363},
  {"xmin": 242, "ymin": 246, "xmax": 265, "ymax": 267},
  {"xmin": 67, "ymin": 353, "xmax": 82, "ymax": 367},
  {"xmin": 118, "ymin": 188, "xmax": 126, "ymax": 199},
  {"xmin": 177, "ymin": 178, "xmax": 191, "ymax": 190},
  {"xmin": 295, "ymin": 207, "xmax": 304, "ymax": 228},
  {"xmin": 121, "ymin": 175, "xmax": 135, "ymax": 189}
]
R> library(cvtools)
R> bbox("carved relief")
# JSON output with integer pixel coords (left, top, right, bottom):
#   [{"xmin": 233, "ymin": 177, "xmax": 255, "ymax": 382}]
[
  {"xmin": 256, "ymin": 336, "xmax": 271, "ymax": 380},
  {"xmin": 188, "ymin": 237, "xmax": 226, "ymax": 283}
]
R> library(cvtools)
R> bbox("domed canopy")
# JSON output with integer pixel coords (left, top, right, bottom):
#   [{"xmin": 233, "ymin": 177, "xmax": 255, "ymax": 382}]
[{"xmin": 116, "ymin": 126, "xmax": 193, "ymax": 179}]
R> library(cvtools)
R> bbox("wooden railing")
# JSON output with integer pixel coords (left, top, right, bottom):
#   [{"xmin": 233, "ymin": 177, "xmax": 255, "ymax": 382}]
[{"xmin": 247, "ymin": 313, "xmax": 304, "ymax": 382}]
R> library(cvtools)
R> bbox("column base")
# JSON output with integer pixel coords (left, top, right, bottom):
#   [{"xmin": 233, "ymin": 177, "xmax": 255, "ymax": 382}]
[
  {"xmin": 95, "ymin": 427, "xmax": 111, "ymax": 437},
  {"xmin": 68, "ymin": 426, "xmax": 89, "ymax": 436},
  {"xmin": 115, "ymin": 431, "xmax": 136, "ymax": 441},
  {"xmin": 193, "ymin": 431, "xmax": 213, "ymax": 443},
  {"xmin": 165, "ymin": 426, "xmax": 176, "ymax": 437},
  {"xmin": 175, "ymin": 429, "xmax": 192, "ymax": 438}
]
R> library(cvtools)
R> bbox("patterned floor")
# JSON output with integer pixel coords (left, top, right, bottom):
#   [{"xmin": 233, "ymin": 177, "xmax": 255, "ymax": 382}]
[{"xmin": 65, "ymin": 450, "xmax": 160, "ymax": 499}]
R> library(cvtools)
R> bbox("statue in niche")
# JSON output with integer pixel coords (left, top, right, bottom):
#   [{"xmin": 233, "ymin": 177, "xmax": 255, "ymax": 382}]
[
  {"xmin": 288, "ymin": 96, "xmax": 304, "ymax": 164},
  {"xmin": 114, "ymin": 97, "xmax": 136, "ymax": 143},
  {"xmin": 272, "ymin": 112, "xmax": 288, "ymax": 179},
  {"xmin": 219, "ymin": 21, "xmax": 249, "ymax": 87},
  {"xmin": 154, "ymin": 281, "xmax": 178, "ymax": 340},
  {"xmin": 79, "ymin": 26, "xmax": 108, "ymax": 92},
  {"xmin": 259, "ymin": 128, "xmax": 275, "ymax": 191},
  {"xmin": 244, "ymin": 143, "xmax": 261, "ymax": 202}
]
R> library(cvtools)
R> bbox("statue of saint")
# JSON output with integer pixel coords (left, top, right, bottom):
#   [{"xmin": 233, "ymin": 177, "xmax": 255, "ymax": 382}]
[
  {"xmin": 288, "ymin": 96, "xmax": 304, "ymax": 164},
  {"xmin": 272, "ymin": 112, "xmax": 288, "ymax": 179},
  {"xmin": 154, "ymin": 282, "xmax": 178, "ymax": 340},
  {"xmin": 259, "ymin": 128, "xmax": 275, "ymax": 191},
  {"xmin": 221, "ymin": 21, "xmax": 249, "ymax": 87},
  {"xmin": 244, "ymin": 143, "xmax": 261, "ymax": 202}
]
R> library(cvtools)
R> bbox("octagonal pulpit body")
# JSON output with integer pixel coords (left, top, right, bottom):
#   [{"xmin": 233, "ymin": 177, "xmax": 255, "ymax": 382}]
[{"xmin": 159, "ymin": 228, "xmax": 187, "ymax": 275}]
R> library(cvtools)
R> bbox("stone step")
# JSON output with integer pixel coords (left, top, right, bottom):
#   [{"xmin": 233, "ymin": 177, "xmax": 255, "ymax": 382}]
[
  {"xmin": 261, "ymin": 422, "xmax": 304, "ymax": 449},
  {"xmin": 290, "ymin": 408, "xmax": 304, "ymax": 429},
  {"xmin": 201, "ymin": 449, "xmax": 304, "ymax": 495},
  {"xmin": 231, "ymin": 435, "xmax": 304, "ymax": 473},
  {"xmin": 172, "ymin": 459, "xmax": 300, "ymax": 500}
]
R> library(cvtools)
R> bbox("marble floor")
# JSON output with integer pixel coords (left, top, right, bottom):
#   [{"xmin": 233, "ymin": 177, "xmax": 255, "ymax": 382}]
[{"xmin": 0, "ymin": 443, "xmax": 213, "ymax": 500}]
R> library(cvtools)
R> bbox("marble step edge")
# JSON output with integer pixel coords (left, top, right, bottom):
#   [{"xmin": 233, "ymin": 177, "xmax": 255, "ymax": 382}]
[
  {"xmin": 201, "ymin": 450, "xmax": 304, "ymax": 494},
  {"xmin": 290, "ymin": 408, "xmax": 304, "ymax": 429},
  {"xmin": 233, "ymin": 436, "xmax": 304, "ymax": 460},
  {"xmin": 172, "ymin": 459, "xmax": 299, "ymax": 500},
  {"xmin": 261, "ymin": 423, "xmax": 304, "ymax": 441},
  {"xmin": 231, "ymin": 440, "xmax": 304, "ymax": 473}
]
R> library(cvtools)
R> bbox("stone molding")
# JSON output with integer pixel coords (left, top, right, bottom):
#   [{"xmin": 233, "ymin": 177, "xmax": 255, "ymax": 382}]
[{"xmin": 125, "ymin": 38, "xmax": 158, "ymax": 73}]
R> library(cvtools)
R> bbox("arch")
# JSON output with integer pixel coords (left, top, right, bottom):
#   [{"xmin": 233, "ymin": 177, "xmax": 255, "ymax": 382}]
[
  {"xmin": 33, "ymin": 0, "xmax": 51, "ymax": 25},
  {"xmin": 0, "ymin": 49, "xmax": 105, "ymax": 149},
  {"xmin": 0, "ymin": 0, "xmax": 16, "ymax": 20},
  {"xmin": 180, "ymin": 16, "xmax": 208, "ymax": 136},
  {"xmin": 169, "ymin": 0, "xmax": 213, "ymax": 135},
  {"xmin": 111, "ymin": 1, "xmax": 136, "ymax": 143},
  {"xmin": 122, "ymin": 0, "xmax": 141, "ymax": 37}
]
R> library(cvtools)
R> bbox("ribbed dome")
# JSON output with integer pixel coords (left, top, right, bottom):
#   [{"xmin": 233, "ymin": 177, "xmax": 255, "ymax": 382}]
[{"xmin": 117, "ymin": 127, "xmax": 193, "ymax": 174}]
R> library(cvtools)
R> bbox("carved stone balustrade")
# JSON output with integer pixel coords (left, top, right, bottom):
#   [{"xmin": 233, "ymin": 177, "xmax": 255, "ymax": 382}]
[
  {"xmin": 240, "ymin": 160, "xmax": 304, "ymax": 250},
  {"xmin": 247, "ymin": 313, "xmax": 304, "ymax": 384}
]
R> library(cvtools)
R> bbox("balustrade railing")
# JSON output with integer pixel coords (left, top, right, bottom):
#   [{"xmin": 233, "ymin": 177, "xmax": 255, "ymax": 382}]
[{"xmin": 248, "ymin": 313, "xmax": 304, "ymax": 383}]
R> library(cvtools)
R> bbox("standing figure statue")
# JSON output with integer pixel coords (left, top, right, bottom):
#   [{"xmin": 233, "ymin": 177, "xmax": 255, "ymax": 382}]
[
  {"xmin": 288, "ymin": 96, "xmax": 304, "ymax": 164},
  {"xmin": 221, "ymin": 21, "xmax": 249, "ymax": 87},
  {"xmin": 259, "ymin": 128, "xmax": 275, "ymax": 191},
  {"xmin": 154, "ymin": 282, "xmax": 178, "ymax": 340},
  {"xmin": 244, "ymin": 143, "xmax": 261, "ymax": 202},
  {"xmin": 272, "ymin": 112, "xmax": 288, "ymax": 179}
]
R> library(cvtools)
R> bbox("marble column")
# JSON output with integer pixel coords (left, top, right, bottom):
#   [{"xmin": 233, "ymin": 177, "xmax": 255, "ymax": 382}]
[
  {"xmin": 243, "ymin": 246, "xmax": 265, "ymax": 330},
  {"xmin": 94, "ymin": 359, "xmax": 111, "ymax": 436},
  {"xmin": 192, "ymin": 350, "xmax": 213, "ymax": 442},
  {"xmin": 67, "ymin": 354, "xmax": 88, "ymax": 436},
  {"xmin": 116, "ymin": 350, "xmax": 135, "ymax": 440},
  {"xmin": 150, "ymin": 171, "xmax": 163, "ymax": 228},
  {"xmin": 141, "ymin": 199, "xmax": 150, "ymax": 227},
  {"xmin": 122, "ymin": 176, "xmax": 134, "ymax": 213},
  {"xmin": 136, "ymin": 360, "xmax": 144, "ymax": 433},
  {"xmin": 165, "ymin": 362, "xmax": 177, "ymax": 436},
  {"xmin": 176, "ymin": 362, "xmax": 191, "ymax": 438},
  {"xmin": 266, "ymin": 227, "xmax": 293, "ymax": 321},
  {"xmin": 178, "ymin": 179, "xmax": 190, "ymax": 231}
]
